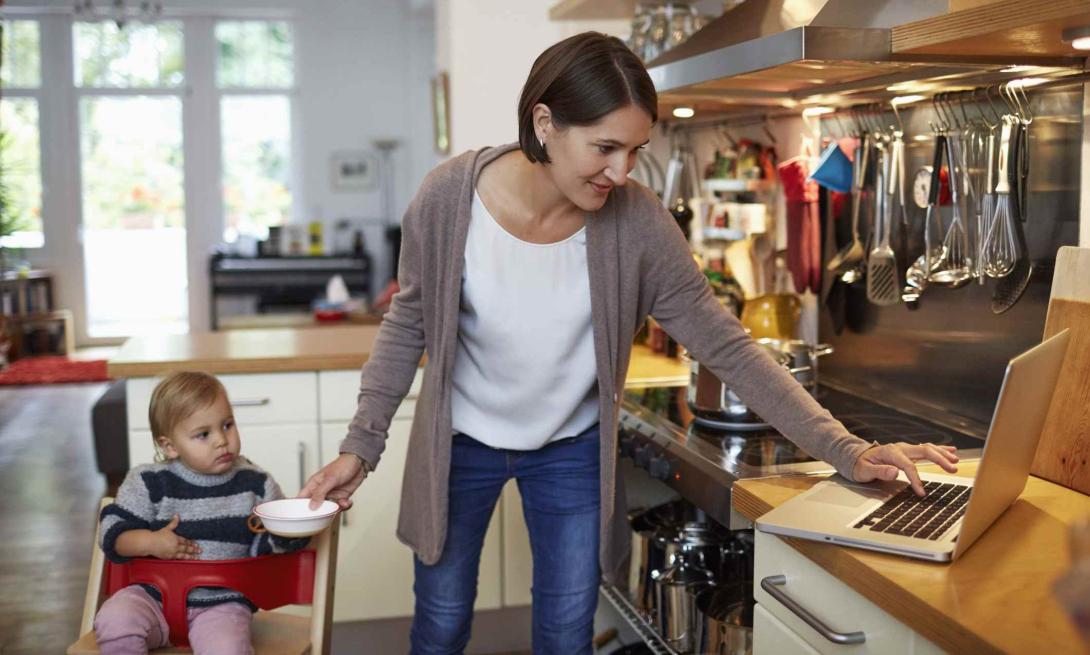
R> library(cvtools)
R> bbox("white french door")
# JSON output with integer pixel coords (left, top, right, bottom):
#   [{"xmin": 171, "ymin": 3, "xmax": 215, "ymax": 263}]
[{"xmin": 75, "ymin": 20, "xmax": 189, "ymax": 339}]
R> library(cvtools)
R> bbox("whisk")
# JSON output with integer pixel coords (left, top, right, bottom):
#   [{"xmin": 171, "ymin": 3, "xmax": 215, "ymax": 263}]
[
  {"xmin": 929, "ymin": 133, "xmax": 972, "ymax": 285},
  {"xmin": 981, "ymin": 116, "xmax": 1019, "ymax": 278},
  {"xmin": 977, "ymin": 126, "xmax": 997, "ymax": 283}
]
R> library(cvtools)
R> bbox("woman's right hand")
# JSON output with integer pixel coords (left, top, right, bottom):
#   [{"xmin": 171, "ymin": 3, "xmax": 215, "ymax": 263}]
[{"xmin": 299, "ymin": 453, "xmax": 366, "ymax": 511}]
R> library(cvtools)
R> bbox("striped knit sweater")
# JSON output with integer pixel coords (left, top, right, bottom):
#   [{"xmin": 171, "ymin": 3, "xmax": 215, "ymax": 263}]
[{"xmin": 99, "ymin": 457, "xmax": 309, "ymax": 610}]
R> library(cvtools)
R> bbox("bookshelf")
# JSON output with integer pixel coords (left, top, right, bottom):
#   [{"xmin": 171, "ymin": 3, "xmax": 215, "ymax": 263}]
[{"xmin": 1, "ymin": 270, "xmax": 74, "ymax": 358}]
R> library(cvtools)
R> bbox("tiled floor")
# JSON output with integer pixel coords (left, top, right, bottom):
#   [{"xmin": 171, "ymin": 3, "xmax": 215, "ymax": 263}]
[{"xmin": 0, "ymin": 382, "xmax": 109, "ymax": 655}]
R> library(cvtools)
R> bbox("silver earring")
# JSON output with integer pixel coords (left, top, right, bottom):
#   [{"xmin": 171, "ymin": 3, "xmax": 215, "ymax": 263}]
[{"xmin": 538, "ymin": 136, "xmax": 544, "ymax": 148}]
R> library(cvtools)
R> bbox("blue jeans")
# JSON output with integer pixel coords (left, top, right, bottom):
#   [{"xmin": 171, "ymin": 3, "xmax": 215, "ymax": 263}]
[{"xmin": 409, "ymin": 423, "xmax": 601, "ymax": 655}]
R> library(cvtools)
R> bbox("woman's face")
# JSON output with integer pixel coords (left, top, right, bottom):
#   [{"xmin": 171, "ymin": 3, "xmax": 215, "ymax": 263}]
[{"xmin": 537, "ymin": 103, "xmax": 653, "ymax": 212}]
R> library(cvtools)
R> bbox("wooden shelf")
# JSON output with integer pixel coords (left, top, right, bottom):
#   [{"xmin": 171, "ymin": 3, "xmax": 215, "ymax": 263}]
[
  {"xmin": 548, "ymin": 0, "xmax": 634, "ymax": 21},
  {"xmin": 892, "ymin": 0, "xmax": 1090, "ymax": 58},
  {"xmin": 8, "ymin": 310, "xmax": 75, "ymax": 357}
]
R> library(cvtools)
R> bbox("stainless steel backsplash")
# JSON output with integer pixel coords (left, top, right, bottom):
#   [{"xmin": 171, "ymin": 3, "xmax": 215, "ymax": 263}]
[{"xmin": 818, "ymin": 87, "xmax": 1082, "ymax": 438}]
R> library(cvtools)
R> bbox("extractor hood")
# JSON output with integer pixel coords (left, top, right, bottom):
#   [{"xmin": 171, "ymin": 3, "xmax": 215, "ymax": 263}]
[{"xmin": 647, "ymin": 0, "xmax": 1086, "ymax": 115}]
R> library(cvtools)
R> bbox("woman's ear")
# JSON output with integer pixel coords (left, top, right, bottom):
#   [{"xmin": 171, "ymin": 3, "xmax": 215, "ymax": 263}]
[{"xmin": 532, "ymin": 103, "xmax": 553, "ymax": 143}]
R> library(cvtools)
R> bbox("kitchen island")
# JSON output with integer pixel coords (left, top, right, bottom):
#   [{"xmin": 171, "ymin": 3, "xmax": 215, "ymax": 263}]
[{"xmin": 733, "ymin": 462, "xmax": 1090, "ymax": 654}]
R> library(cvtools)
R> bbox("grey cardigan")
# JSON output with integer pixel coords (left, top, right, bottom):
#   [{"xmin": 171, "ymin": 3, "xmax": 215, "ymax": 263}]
[{"xmin": 340, "ymin": 143, "xmax": 872, "ymax": 578}]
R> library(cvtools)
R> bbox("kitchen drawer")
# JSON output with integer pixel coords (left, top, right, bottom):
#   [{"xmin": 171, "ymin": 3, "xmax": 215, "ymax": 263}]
[
  {"xmin": 754, "ymin": 530, "xmax": 919, "ymax": 654},
  {"xmin": 318, "ymin": 369, "xmax": 423, "ymax": 422},
  {"xmin": 754, "ymin": 603, "xmax": 821, "ymax": 655},
  {"xmin": 127, "ymin": 372, "xmax": 318, "ymax": 430}
]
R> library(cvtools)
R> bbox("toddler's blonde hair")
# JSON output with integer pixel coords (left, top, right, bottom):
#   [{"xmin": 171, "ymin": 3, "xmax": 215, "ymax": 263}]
[{"xmin": 149, "ymin": 371, "xmax": 227, "ymax": 461}]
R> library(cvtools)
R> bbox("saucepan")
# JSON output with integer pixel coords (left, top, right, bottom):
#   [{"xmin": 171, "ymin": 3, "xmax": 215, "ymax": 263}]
[{"xmin": 687, "ymin": 340, "xmax": 832, "ymax": 426}]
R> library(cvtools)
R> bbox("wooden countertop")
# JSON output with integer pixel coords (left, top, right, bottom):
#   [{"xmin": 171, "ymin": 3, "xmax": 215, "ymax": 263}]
[
  {"xmin": 108, "ymin": 327, "xmax": 691, "ymax": 389},
  {"xmin": 734, "ymin": 463, "xmax": 1090, "ymax": 654},
  {"xmin": 107, "ymin": 326, "xmax": 383, "ymax": 377}
]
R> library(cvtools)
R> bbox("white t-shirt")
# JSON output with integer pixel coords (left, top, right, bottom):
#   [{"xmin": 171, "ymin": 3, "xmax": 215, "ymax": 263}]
[{"xmin": 450, "ymin": 191, "xmax": 599, "ymax": 449}]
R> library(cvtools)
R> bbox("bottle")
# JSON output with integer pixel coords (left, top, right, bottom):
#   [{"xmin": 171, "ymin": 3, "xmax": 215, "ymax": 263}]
[
  {"xmin": 671, "ymin": 197, "xmax": 694, "ymax": 240},
  {"xmin": 308, "ymin": 221, "xmax": 323, "ymax": 256}
]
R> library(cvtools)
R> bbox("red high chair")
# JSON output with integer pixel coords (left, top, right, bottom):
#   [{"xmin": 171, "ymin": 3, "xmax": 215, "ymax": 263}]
[{"xmin": 68, "ymin": 498, "xmax": 338, "ymax": 655}]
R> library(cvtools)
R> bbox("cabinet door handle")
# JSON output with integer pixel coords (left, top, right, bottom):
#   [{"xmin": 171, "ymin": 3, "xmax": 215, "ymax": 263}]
[
  {"xmin": 297, "ymin": 442, "xmax": 306, "ymax": 490},
  {"xmin": 232, "ymin": 398, "xmax": 270, "ymax": 407},
  {"xmin": 760, "ymin": 575, "xmax": 866, "ymax": 645}
]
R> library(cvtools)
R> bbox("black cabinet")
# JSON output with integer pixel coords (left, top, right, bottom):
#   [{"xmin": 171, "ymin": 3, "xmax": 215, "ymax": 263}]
[{"xmin": 209, "ymin": 254, "xmax": 371, "ymax": 330}]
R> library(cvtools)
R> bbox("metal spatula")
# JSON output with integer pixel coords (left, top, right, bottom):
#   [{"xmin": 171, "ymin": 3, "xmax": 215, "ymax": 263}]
[{"xmin": 867, "ymin": 137, "xmax": 899, "ymax": 306}]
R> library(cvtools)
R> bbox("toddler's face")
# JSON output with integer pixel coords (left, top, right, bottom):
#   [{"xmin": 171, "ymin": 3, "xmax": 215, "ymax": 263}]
[{"xmin": 157, "ymin": 392, "xmax": 241, "ymax": 475}]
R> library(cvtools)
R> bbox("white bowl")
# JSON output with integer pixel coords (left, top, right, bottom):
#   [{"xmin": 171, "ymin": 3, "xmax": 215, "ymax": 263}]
[{"xmin": 253, "ymin": 498, "xmax": 339, "ymax": 537}]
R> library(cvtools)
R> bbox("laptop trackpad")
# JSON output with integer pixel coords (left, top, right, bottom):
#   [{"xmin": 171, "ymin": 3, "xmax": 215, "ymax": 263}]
[{"xmin": 808, "ymin": 484, "xmax": 888, "ymax": 508}]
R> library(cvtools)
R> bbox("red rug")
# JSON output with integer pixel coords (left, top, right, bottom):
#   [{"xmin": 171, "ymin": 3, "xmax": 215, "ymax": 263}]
[{"xmin": 0, "ymin": 356, "xmax": 111, "ymax": 385}]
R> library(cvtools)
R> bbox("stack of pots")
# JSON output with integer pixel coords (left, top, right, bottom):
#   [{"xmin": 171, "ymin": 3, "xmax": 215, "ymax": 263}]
[{"xmin": 626, "ymin": 503, "xmax": 755, "ymax": 654}]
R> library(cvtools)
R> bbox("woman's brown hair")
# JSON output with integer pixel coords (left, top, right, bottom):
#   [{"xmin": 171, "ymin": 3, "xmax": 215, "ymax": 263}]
[{"xmin": 518, "ymin": 32, "xmax": 657, "ymax": 164}]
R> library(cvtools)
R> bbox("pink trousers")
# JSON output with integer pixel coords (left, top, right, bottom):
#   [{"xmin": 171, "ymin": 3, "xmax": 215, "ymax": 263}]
[{"xmin": 94, "ymin": 585, "xmax": 254, "ymax": 655}]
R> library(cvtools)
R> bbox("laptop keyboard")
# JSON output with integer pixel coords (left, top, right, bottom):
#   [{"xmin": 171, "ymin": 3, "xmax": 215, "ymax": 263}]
[{"xmin": 852, "ymin": 481, "xmax": 971, "ymax": 540}]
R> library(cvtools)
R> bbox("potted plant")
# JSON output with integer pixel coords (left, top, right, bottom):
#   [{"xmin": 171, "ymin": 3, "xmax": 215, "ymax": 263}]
[{"xmin": 0, "ymin": 130, "xmax": 30, "ymax": 277}]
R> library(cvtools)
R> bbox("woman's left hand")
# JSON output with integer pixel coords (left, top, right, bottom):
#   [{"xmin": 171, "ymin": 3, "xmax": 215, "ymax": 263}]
[{"xmin": 851, "ymin": 443, "xmax": 960, "ymax": 497}]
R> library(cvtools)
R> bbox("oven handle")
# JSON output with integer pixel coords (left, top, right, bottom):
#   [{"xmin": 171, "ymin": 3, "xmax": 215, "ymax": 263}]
[{"xmin": 760, "ymin": 575, "xmax": 866, "ymax": 645}]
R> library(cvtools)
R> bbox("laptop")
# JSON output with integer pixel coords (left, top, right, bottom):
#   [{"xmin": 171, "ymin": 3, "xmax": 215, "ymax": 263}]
[{"xmin": 756, "ymin": 329, "xmax": 1071, "ymax": 562}]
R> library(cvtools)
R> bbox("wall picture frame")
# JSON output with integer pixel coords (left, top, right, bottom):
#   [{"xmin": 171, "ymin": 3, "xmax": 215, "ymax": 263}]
[
  {"xmin": 432, "ymin": 71, "xmax": 451, "ymax": 155},
  {"xmin": 330, "ymin": 150, "xmax": 379, "ymax": 191}
]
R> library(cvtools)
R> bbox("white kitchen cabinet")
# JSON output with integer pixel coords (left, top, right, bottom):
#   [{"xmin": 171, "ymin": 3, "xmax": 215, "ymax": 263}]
[
  {"xmin": 320, "ymin": 417, "xmax": 415, "ymax": 621},
  {"xmin": 754, "ymin": 604, "xmax": 821, "ymax": 655},
  {"xmin": 753, "ymin": 530, "xmax": 946, "ymax": 655},
  {"xmin": 126, "ymin": 372, "xmax": 319, "ymax": 431},
  {"xmin": 242, "ymin": 423, "xmax": 320, "ymax": 498},
  {"xmin": 317, "ymin": 369, "xmax": 503, "ymax": 622}
]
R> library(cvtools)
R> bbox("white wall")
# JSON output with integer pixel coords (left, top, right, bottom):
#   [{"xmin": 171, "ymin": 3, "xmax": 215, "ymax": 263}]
[
  {"xmin": 434, "ymin": 0, "xmax": 627, "ymax": 154},
  {"xmin": 10, "ymin": 0, "xmax": 437, "ymax": 338}
]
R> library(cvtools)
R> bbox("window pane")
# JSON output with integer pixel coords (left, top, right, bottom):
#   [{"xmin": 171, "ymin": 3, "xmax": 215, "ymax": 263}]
[
  {"xmin": 0, "ymin": 99, "xmax": 43, "ymax": 249},
  {"xmin": 81, "ymin": 96, "xmax": 187, "ymax": 337},
  {"xmin": 222, "ymin": 96, "xmax": 292, "ymax": 240},
  {"xmin": 75, "ymin": 21, "xmax": 184, "ymax": 88},
  {"xmin": 216, "ymin": 21, "xmax": 293, "ymax": 88},
  {"xmin": 1, "ymin": 20, "xmax": 41, "ymax": 88}
]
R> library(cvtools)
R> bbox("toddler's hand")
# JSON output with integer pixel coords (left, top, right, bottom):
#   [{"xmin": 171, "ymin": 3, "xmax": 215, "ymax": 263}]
[{"xmin": 149, "ymin": 515, "xmax": 202, "ymax": 560}]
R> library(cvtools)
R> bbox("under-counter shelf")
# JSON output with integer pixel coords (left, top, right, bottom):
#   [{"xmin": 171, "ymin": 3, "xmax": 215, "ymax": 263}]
[{"xmin": 599, "ymin": 581, "xmax": 680, "ymax": 655}]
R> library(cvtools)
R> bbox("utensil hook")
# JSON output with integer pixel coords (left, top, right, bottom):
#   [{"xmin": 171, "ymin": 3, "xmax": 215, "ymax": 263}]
[
  {"xmin": 983, "ymin": 85, "xmax": 1005, "ymax": 125},
  {"xmin": 1013, "ymin": 83, "xmax": 1034, "ymax": 124},
  {"xmin": 889, "ymin": 100, "xmax": 905, "ymax": 135},
  {"xmin": 973, "ymin": 88, "xmax": 997, "ymax": 130},
  {"xmin": 930, "ymin": 94, "xmax": 947, "ymax": 134}
]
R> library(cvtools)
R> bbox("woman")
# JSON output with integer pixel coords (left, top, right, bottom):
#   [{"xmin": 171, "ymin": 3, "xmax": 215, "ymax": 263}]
[{"xmin": 300, "ymin": 31, "xmax": 959, "ymax": 654}]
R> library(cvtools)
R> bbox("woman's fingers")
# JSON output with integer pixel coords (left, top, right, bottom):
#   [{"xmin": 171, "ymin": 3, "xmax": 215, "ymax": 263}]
[
  {"xmin": 905, "ymin": 443, "xmax": 960, "ymax": 472},
  {"xmin": 886, "ymin": 448, "xmax": 926, "ymax": 496}
]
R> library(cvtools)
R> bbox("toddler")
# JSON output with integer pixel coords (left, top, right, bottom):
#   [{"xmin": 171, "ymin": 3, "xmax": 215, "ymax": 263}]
[{"xmin": 94, "ymin": 371, "xmax": 308, "ymax": 655}]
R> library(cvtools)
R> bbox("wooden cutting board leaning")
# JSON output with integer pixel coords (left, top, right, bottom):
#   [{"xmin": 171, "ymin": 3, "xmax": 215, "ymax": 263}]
[{"xmin": 1033, "ymin": 245, "xmax": 1090, "ymax": 495}]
